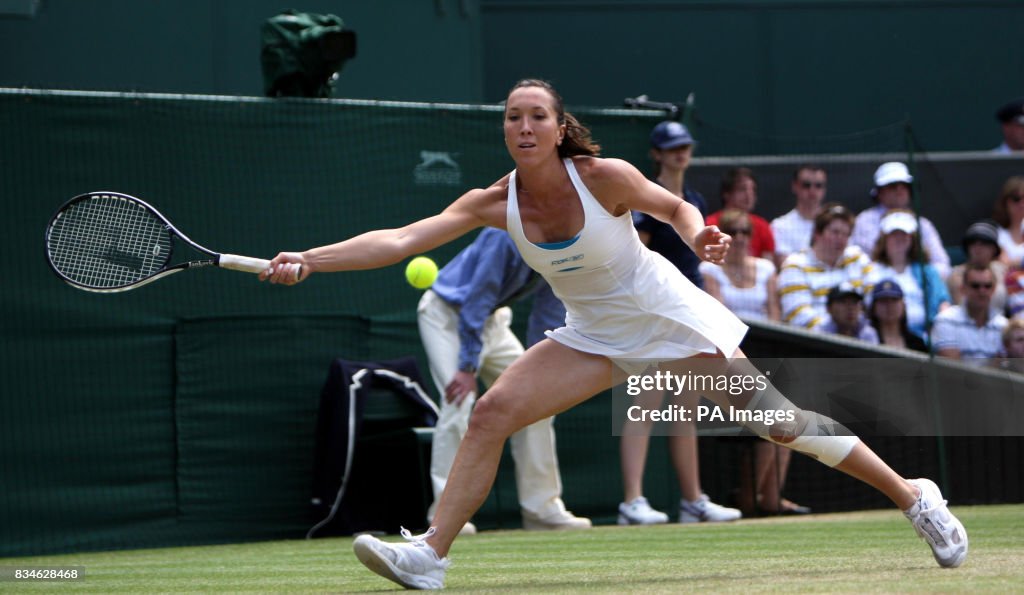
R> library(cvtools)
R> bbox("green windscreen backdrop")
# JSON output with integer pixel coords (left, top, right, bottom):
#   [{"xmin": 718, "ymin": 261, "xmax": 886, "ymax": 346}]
[{"xmin": 0, "ymin": 90, "xmax": 661, "ymax": 557}]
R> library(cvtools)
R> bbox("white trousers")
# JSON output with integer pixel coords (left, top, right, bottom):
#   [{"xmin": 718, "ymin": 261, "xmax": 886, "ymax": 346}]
[{"xmin": 417, "ymin": 290, "xmax": 568, "ymax": 521}]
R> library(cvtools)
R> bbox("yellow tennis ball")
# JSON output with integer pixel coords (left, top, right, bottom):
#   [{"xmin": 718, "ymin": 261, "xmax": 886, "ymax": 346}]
[{"xmin": 405, "ymin": 256, "xmax": 438, "ymax": 289}]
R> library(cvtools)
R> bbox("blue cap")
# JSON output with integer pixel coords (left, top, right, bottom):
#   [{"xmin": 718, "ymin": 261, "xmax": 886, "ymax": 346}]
[
  {"xmin": 650, "ymin": 121, "xmax": 695, "ymax": 149},
  {"xmin": 871, "ymin": 279, "xmax": 904, "ymax": 300}
]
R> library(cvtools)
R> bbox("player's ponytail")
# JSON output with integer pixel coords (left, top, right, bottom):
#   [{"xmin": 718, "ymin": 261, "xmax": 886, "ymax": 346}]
[{"xmin": 560, "ymin": 111, "xmax": 601, "ymax": 158}]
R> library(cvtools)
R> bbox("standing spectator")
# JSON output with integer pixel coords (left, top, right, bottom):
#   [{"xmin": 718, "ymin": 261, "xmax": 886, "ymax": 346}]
[
  {"xmin": 869, "ymin": 279, "xmax": 929, "ymax": 353},
  {"xmin": 778, "ymin": 203, "xmax": 874, "ymax": 331},
  {"xmin": 991, "ymin": 176, "xmax": 1024, "ymax": 270},
  {"xmin": 418, "ymin": 228, "xmax": 590, "ymax": 534},
  {"xmin": 850, "ymin": 162, "xmax": 950, "ymax": 279},
  {"xmin": 931, "ymin": 264, "xmax": 1009, "ymax": 363},
  {"xmin": 771, "ymin": 165, "xmax": 828, "ymax": 263},
  {"xmin": 617, "ymin": 121, "xmax": 741, "ymax": 527},
  {"xmin": 947, "ymin": 220, "xmax": 1007, "ymax": 313},
  {"xmin": 993, "ymin": 97, "xmax": 1024, "ymax": 154},
  {"xmin": 634, "ymin": 121, "xmax": 707, "ymax": 288},
  {"xmin": 700, "ymin": 209, "xmax": 780, "ymax": 321},
  {"xmin": 820, "ymin": 282, "xmax": 880, "ymax": 343},
  {"xmin": 867, "ymin": 210, "xmax": 951, "ymax": 340},
  {"xmin": 706, "ymin": 167, "xmax": 776, "ymax": 261}
]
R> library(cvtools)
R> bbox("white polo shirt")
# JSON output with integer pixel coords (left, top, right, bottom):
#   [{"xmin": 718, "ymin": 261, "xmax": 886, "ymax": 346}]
[{"xmin": 930, "ymin": 305, "xmax": 1008, "ymax": 363}]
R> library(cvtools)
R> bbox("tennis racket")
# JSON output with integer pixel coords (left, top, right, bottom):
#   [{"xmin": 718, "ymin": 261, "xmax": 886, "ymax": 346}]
[{"xmin": 45, "ymin": 191, "xmax": 297, "ymax": 293}]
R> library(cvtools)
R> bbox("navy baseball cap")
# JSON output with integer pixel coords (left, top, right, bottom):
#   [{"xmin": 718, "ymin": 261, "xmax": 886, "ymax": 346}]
[
  {"xmin": 650, "ymin": 121, "xmax": 695, "ymax": 149},
  {"xmin": 871, "ymin": 279, "xmax": 904, "ymax": 300}
]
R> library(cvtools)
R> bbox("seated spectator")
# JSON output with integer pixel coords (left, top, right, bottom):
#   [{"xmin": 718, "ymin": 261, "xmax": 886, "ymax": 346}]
[
  {"xmin": 867, "ymin": 209, "xmax": 951, "ymax": 340},
  {"xmin": 947, "ymin": 220, "xmax": 1007, "ymax": 313},
  {"xmin": 778, "ymin": 203, "xmax": 874, "ymax": 331},
  {"xmin": 850, "ymin": 162, "xmax": 950, "ymax": 279},
  {"xmin": 931, "ymin": 264, "xmax": 1009, "ymax": 364},
  {"xmin": 988, "ymin": 319, "xmax": 1024, "ymax": 374},
  {"xmin": 771, "ymin": 164, "xmax": 827, "ymax": 263},
  {"xmin": 706, "ymin": 167, "xmax": 776, "ymax": 262},
  {"xmin": 820, "ymin": 282, "xmax": 879, "ymax": 343},
  {"xmin": 993, "ymin": 97, "xmax": 1024, "ymax": 154},
  {"xmin": 700, "ymin": 209, "xmax": 780, "ymax": 321},
  {"xmin": 869, "ymin": 279, "xmax": 930, "ymax": 353},
  {"xmin": 991, "ymin": 176, "xmax": 1024, "ymax": 270}
]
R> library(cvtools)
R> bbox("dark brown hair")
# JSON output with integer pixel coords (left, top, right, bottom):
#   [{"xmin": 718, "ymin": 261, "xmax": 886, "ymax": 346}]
[
  {"xmin": 812, "ymin": 202, "xmax": 855, "ymax": 240},
  {"xmin": 507, "ymin": 79, "xmax": 600, "ymax": 158},
  {"xmin": 792, "ymin": 164, "xmax": 826, "ymax": 181},
  {"xmin": 719, "ymin": 167, "xmax": 757, "ymax": 198}
]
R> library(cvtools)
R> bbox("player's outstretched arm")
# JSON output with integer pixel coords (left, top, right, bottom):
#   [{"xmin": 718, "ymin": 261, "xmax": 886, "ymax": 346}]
[{"xmin": 261, "ymin": 185, "xmax": 505, "ymax": 285}]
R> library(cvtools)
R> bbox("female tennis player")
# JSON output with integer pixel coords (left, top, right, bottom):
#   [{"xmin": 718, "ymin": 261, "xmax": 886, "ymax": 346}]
[{"xmin": 263, "ymin": 79, "xmax": 966, "ymax": 588}]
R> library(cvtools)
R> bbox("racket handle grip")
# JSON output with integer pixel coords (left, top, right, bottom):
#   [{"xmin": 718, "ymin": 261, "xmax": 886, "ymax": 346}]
[{"xmin": 218, "ymin": 254, "xmax": 302, "ymax": 281}]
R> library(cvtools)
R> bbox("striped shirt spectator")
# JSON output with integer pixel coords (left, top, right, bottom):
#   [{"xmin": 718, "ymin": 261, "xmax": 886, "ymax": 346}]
[{"xmin": 778, "ymin": 203, "xmax": 874, "ymax": 330}]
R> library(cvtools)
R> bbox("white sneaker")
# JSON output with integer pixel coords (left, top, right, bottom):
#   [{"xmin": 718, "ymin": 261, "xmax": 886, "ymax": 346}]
[
  {"xmin": 353, "ymin": 527, "xmax": 451, "ymax": 590},
  {"xmin": 522, "ymin": 510, "xmax": 592, "ymax": 531},
  {"xmin": 618, "ymin": 496, "xmax": 669, "ymax": 525},
  {"xmin": 679, "ymin": 494, "xmax": 742, "ymax": 523},
  {"xmin": 904, "ymin": 478, "xmax": 968, "ymax": 568}
]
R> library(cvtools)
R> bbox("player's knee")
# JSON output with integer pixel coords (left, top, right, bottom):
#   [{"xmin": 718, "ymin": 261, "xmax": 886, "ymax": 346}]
[{"xmin": 467, "ymin": 390, "xmax": 522, "ymax": 439}]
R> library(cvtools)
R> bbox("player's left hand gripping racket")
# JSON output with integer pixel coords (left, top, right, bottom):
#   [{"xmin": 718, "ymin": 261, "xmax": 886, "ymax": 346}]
[{"xmin": 45, "ymin": 191, "xmax": 297, "ymax": 293}]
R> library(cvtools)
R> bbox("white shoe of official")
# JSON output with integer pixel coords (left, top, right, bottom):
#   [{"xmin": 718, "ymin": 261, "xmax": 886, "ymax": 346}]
[
  {"xmin": 353, "ymin": 527, "xmax": 451, "ymax": 590},
  {"xmin": 522, "ymin": 509, "xmax": 592, "ymax": 531},
  {"xmin": 679, "ymin": 494, "xmax": 742, "ymax": 523},
  {"xmin": 617, "ymin": 496, "xmax": 670, "ymax": 525},
  {"xmin": 904, "ymin": 478, "xmax": 968, "ymax": 568}
]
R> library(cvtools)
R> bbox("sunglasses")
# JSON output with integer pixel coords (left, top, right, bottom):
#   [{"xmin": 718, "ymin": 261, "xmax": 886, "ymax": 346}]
[
  {"xmin": 723, "ymin": 227, "xmax": 752, "ymax": 236},
  {"xmin": 967, "ymin": 282, "xmax": 995, "ymax": 290},
  {"xmin": 799, "ymin": 181, "xmax": 826, "ymax": 189}
]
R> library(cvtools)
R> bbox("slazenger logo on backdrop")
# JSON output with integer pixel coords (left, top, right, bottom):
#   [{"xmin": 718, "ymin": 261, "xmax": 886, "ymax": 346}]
[{"xmin": 414, "ymin": 151, "xmax": 462, "ymax": 186}]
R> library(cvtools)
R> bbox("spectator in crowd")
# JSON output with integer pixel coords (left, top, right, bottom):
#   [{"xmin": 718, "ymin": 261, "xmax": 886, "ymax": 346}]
[
  {"xmin": 778, "ymin": 203, "xmax": 874, "ymax": 331},
  {"xmin": 418, "ymin": 228, "xmax": 590, "ymax": 534},
  {"xmin": 617, "ymin": 121, "xmax": 741, "ymax": 527},
  {"xmin": 771, "ymin": 165, "xmax": 828, "ymax": 263},
  {"xmin": 991, "ymin": 176, "xmax": 1024, "ymax": 270},
  {"xmin": 947, "ymin": 220, "xmax": 1007, "ymax": 313},
  {"xmin": 706, "ymin": 167, "xmax": 776, "ymax": 262},
  {"xmin": 931, "ymin": 264, "xmax": 1009, "ymax": 364},
  {"xmin": 850, "ymin": 162, "xmax": 950, "ymax": 279},
  {"xmin": 868, "ymin": 279, "xmax": 929, "ymax": 353},
  {"xmin": 634, "ymin": 121, "xmax": 707, "ymax": 288},
  {"xmin": 867, "ymin": 209, "xmax": 951, "ymax": 340},
  {"xmin": 700, "ymin": 209, "xmax": 780, "ymax": 321},
  {"xmin": 820, "ymin": 282, "xmax": 879, "ymax": 343},
  {"xmin": 989, "ymin": 319, "xmax": 1024, "ymax": 374},
  {"xmin": 993, "ymin": 97, "xmax": 1024, "ymax": 154}
]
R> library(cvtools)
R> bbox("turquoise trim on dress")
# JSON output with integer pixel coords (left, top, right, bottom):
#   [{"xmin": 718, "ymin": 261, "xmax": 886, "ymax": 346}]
[{"xmin": 535, "ymin": 234, "xmax": 581, "ymax": 250}]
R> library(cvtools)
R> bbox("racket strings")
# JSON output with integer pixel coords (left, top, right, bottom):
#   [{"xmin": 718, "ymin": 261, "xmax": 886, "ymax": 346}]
[{"xmin": 47, "ymin": 194, "xmax": 172, "ymax": 288}]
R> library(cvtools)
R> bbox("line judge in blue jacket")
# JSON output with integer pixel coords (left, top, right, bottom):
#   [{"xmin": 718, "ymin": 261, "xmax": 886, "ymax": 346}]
[{"xmin": 417, "ymin": 227, "xmax": 591, "ymax": 534}]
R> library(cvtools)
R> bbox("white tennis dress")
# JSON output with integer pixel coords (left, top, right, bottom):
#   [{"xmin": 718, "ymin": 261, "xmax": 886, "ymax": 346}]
[{"xmin": 506, "ymin": 158, "xmax": 748, "ymax": 372}]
